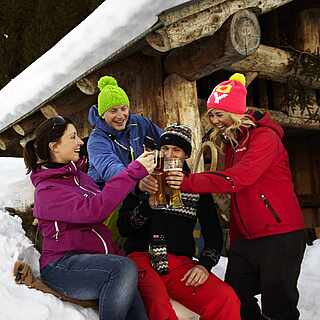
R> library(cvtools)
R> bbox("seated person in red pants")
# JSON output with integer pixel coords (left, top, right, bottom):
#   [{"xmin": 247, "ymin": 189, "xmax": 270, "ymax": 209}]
[{"xmin": 118, "ymin": 124, "xmax": 240, "ymax": 320}]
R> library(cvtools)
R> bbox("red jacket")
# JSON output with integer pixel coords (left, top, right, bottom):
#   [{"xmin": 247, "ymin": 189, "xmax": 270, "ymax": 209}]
[{"xmin": 182, "ymin": 113, "xmax": 304, "ymax": 242}]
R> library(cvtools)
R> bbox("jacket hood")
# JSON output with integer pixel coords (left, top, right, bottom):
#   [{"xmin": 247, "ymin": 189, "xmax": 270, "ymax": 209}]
[
  {"xmin": 253, "ymin": 112, "xmax": 284, "ymax": 139},
  {"xmin": 31, "ymin": 161, "xmax": 80, "ymax": 188},
  {"xmin": 88, "ymin": 104, "xmax": 133, "ymax": 137}
]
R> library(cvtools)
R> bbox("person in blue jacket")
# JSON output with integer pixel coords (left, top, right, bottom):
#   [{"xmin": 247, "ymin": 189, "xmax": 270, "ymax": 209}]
[{"xmin": 87, "ymin": 75, "xmax": 162, "ymax": 191}]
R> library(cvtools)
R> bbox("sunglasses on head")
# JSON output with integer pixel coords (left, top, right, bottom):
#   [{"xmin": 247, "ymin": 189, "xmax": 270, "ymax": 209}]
[{"xmin": 51, "ymin": 116, "xmax": 66, "ymax": 130}]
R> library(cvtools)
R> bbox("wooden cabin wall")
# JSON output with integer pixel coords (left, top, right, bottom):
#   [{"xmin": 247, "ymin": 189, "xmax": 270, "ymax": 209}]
[
  {"xmin": 92, "ymin": 53, "xmax": 166, "ymax": 128},
  {"xmin": 286, "ymin": 134, "xmax": 320, "ymax": 228}
]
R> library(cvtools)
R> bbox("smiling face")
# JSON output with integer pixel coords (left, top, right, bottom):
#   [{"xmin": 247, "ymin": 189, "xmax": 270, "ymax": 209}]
[
  {"xmin": 160, "ymin": 144, "xmax": 186, "ymax": 161},
  {"xmin": 207, "ymin": 109, "xmax": 234, "ymax": 132},
  {"xmin": 103, "ymin": 105, "xmax": 129, "ymax": 131},
  {"xmin": 49, "ymin": 124, "xmax": 84, "ymax": 163}
]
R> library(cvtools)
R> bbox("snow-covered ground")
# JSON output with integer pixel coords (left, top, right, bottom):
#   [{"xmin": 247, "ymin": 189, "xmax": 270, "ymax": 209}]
[
  {"xmin": 0, "ymin": 157, "xmax": 319, "ymax": 320},
  {"xmin": 0, "ymin": 158, "xmax": 98, "ymax": 320}
]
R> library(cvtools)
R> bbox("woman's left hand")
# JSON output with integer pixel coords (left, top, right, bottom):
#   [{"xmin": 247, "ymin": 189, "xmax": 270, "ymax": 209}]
[
  {"xmin": 181, "ymin": 265, "xmax": 209, "ymax": 287},
  {"xmin": 165, "ymin": 171, "xmax": 184, "ymax": 189}
]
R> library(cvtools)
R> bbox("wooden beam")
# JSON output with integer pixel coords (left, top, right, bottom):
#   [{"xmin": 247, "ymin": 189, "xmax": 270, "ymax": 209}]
[
  {"xmin": 245, "ymin": 72, "xmax": 259, "ymax": 87},
  {"xmin": 164, "ymin": 9, "xmax": 260, "ymax": 81},
  {"xmin": 229, "ymin": 44, "xmax": 320, "ymax": 90},
  {"xmin": 163, "ymin": 74, "xmax": 202, "ymax": 170},
  {"xmin": 76, "ymin": 74, "xmax": 99, "ymax": 95},
  {"xmin": 0, "ymin": 135, "xmax": 10, "ymax": 151},
  {"xmin": 20, "ymin": 133, "xmax": 36, "ymax": 148},
  {"xmin": 40, "ymin": 87, "xmax": 96, "ymax": 119},
  {"xmin": 40, "ymin": 104, "xmax": 59, "ymax": 119},
  {"xmin": 12, "ymin": 112, "xmax": 45, "ymax": 136},
  {"xmin": 0, "ymin": 128, "xmax": 22, "ymax": 153},
  {"xmin": 248, "ymin": 107, "xmax": 320, "ymax": 130},
  {"xmin": 146, "ymin": 0, "xmax": 293, "ymax": 52}
]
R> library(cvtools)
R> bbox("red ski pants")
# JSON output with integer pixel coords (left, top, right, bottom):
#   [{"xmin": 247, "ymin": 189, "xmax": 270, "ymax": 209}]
[{"xmin": 128, "ymin": 252, "xmax": 240, "ymax": 320}]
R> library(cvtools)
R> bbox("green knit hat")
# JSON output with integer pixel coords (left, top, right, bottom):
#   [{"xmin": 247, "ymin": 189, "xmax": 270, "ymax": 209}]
[{"xmin": 97, "ymin": 75, "xmax": 130, "ymax": 117}]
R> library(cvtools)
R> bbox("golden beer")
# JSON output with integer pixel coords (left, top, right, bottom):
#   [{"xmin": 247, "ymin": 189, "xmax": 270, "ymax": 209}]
[
  {"xmin": 164, "ymin": 158, "xmax": 184, "ymax": 209},
  {"xmin": 149, "ymin": 150, "xmax": 168, "ymax": 209}
]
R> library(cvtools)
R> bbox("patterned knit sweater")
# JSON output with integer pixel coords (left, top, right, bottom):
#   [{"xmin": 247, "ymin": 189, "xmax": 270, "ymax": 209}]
[{"xmin": 118, "ymin": 191, "xmax": 223, "ymax": 271}]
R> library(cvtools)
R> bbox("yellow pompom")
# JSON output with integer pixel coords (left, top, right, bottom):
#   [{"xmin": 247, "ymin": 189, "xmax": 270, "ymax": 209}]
[{"xmin": 229, "ymin": 73, "xmax": 246, "ymax": 86}]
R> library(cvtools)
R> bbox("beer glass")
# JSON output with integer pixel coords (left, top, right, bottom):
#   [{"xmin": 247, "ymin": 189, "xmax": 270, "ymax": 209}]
[
  {"xmin": 164, "ymin": 158, "xmax": 184, "ymax": 209},
  {"xmin": 149, "ymin": 150, "xmax": 168, "ymax": 209}
]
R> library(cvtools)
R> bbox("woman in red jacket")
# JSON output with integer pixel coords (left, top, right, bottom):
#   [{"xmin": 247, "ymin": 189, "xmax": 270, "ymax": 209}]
[{"xmin": 179, "ymin": 74, "xmax": 306, "ymax": 320}]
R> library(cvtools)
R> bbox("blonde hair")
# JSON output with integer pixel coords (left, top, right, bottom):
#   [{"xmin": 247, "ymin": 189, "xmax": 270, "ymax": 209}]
[{"xmin": 208, "ymin": 111, "xmax": 256, "ymax": 150}]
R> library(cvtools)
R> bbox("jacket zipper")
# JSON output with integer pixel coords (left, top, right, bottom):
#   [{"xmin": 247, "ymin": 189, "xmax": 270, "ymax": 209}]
[
  {"xmin": 260, "ymin": 194, "xmax": 281, "ymax": 223},
  {"xmin": 91, "ymin": 228, "xmax": 108, "ymax": 254},
  {"xmin": 211, "ymin": 172, "xmax": 236, "ymax": 191},
  {"xmin": 54, "ymin": 221, "xmax": 59, "ymax": 240},
  {"xmin": 70, "ymin": 162, "xmax": 108, "ymax": 252},
  {"xmin": 211, "ymin": 172, "xmax": 251, "ymax": 237},
  {"xmin": 73, "ymin": 176, "xmax": 97, "ymax": 196},
  {"xmin": 70, "ymin": 162, "xmax": 97, "ymax": 196}
]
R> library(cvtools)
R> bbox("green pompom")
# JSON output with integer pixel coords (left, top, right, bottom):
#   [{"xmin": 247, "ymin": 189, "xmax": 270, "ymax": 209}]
[
  {"xmin": 229, "ymin": 73, "xmax": 246, "ymax": 86},
  {"xmin": 98, "ymin": 75, "xmax": 118, "ymax": 91}
]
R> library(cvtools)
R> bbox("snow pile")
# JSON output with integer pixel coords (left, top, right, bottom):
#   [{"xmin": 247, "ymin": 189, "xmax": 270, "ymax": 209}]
[
  {"xmin": 0, "ymin": 158, "xmax": 34, "ymax": 210},
  {"xmin": 298, "ymin": 239, "xmax": 320, "ymax": 319},
  {"xmin": 0, "ymin": 209, "xmax": 98, "ymax": 320}
]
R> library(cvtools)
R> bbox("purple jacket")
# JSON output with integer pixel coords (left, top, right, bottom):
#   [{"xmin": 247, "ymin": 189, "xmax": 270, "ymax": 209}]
[{"xmin": 31, "ymin": 159, "xmax": 148, "ymax": 270}]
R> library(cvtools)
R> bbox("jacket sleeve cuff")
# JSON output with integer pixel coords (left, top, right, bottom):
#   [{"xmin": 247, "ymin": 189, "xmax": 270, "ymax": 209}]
[{"xmin": 199, "ymin": 249, "xmax": 221, "ymax": 271}]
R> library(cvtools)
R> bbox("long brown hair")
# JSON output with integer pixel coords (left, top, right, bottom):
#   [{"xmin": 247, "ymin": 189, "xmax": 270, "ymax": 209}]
[{"xmin": 23, "ymin": 116, "xmax": 74, "ymax": 173}]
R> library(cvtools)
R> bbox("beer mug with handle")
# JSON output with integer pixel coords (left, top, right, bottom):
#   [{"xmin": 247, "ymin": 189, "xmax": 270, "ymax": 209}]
[{"xmin": 164, "ymin": 158, "xmax": 184, "ymax": 208}]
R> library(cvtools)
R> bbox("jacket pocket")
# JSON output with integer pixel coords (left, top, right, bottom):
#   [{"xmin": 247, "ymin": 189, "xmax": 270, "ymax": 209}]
[{"xmin": 260, "ymin": 194, "xmax": 282, "ymax": 223}]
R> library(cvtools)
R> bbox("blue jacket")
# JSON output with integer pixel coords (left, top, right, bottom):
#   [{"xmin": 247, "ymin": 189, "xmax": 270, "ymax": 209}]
[{"xmin": 87, "ymin": 105, "xmax": 162, "ymax": 185}]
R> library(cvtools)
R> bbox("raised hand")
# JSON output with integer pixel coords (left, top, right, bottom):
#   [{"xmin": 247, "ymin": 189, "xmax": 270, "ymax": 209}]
[{"xmin": 136, "ymin": 151, "xmax": 156, "ymax": 174}]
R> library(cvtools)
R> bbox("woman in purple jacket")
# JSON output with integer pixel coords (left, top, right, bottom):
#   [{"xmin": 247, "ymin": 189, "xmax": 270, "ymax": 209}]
[{"xmin": 23, "ymin": 116, "xmax": 155, "ymax": 320}]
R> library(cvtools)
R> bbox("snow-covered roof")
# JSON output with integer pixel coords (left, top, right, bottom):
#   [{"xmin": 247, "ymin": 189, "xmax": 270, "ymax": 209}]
[{"xmin": 0, "ymin": 0, "xmax": 190, "ymax": 133}]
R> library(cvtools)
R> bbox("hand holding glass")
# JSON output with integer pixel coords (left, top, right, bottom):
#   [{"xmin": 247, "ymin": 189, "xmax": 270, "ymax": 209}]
[
  {"xmin": 164, "ymin": 158, "xmax": 184, "ymax": 208},
  {"xmin": 149, "ymin": 150, "xmax": 167, "ymax": 209}
]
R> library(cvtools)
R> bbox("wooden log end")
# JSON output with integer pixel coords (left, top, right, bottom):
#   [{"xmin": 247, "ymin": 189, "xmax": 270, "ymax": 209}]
[
  {"xmin": 13, "ymin": 124, "xmax": 25, "ymax": 136},
  {"xmin": 40, "ymin": 105, "xmax": 59, "ymax": 119},
  {"xmin": 229, "ymin": 9, "xmax": 261, "ymax": 57},
  {"xmin": 76, "ymin": 77, "xmax": 98, "ymax": 95},
  {"xmin": 0, "ymin": 138, "xmax": 7, "ymax": 151},
  {"xmin": 146, "ymin": 29, "xmax": 171, "ymax": 53}
]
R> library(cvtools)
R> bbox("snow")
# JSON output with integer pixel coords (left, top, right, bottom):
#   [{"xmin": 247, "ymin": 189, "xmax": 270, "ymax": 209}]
[
  {"xmin": 0, "ymin": 157, "xmax": 319, "ymax": 320},
  {"xmin": 0, "ymin": 0, "xmax": 190, "ymax": 132}
]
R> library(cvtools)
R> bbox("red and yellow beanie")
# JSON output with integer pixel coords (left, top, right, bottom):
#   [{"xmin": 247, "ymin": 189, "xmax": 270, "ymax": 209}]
[{"xmin": 207, "ymin": 73, "xmax": 247, "ymax": 115}]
